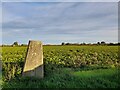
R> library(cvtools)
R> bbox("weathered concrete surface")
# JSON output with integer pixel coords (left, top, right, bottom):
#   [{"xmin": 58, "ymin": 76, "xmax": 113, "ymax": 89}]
[{"xmin": 23, "ymin": 40, "xmax": 44, "ymax": 78}]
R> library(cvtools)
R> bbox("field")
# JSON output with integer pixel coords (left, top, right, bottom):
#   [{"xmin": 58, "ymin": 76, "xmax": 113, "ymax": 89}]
[{"xmin": 1, "ymin": 45, "xmax": 120, "ymax": 88}]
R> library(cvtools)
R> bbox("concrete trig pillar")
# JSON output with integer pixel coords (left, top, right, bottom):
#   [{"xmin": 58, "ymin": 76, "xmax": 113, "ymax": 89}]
[{"xmin": 22, "ymin": 40, "xmax": 44, "ymax": 78}]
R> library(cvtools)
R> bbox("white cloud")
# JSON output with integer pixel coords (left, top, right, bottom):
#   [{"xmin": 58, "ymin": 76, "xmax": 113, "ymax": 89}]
[{"xmin": 2, "ymin": 2, "xmax": 118, "ymax": 44}]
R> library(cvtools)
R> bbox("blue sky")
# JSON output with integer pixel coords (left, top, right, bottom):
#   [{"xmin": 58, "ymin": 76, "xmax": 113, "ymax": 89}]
[{"xmin": 2, "ymin": 2, "xmax": 118, "ymax": 45}]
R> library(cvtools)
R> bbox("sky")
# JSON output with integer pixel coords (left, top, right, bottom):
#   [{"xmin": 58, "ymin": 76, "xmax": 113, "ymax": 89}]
[
  {"xmin": 1, "ymin": 0, "xmax": 119, "ymax": 2},
  {"xmin": 1, "ymin": 1, "xmax": 118, "ymax": 45}
]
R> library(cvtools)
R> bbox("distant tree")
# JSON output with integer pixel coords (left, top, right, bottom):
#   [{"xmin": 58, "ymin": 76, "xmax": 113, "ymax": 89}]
[
  {"xmin": 74, "ymin": 43, "xmax": 79, "ymax": 45},
  {"xmin": 101, "ymin": 41, "xmax": 106, "ymax": 45},
  {"xmin": 61, "ymin": 42, "xmax": 65, "ymax": 45},
  {"xmin": 13, "ymin": 41, "xmax": 19, "ymax": 46},
  {"xmin": 97, "ymin": 42, "xmax": 100, "ymax": 45},
  {"xmin": 109, "ymin": 43, "xmax": 114, "ymax": 45},
  {"xmin": 88, "ymin": 43, "xmax": 91, "ymax": 45},
  {"xmin": 21, "ymin": 44, "xmax": 27, "ymax": 46},
  {"xmin": 83, "ymin": 43, "xmax": 86, "ymax": 45},
  {"xmin": 81, "ymin": 42, "xmax": 86, "ymax": 45},
  {"xmin": 66, "ymin": 43, "xmax": 70, "ymax": 45}
]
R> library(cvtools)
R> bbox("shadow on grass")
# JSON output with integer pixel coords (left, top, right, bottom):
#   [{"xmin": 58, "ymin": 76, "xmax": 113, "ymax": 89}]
[{"xmin": 1, "ymin": 68, "xmax": 120, "ymax": 89}]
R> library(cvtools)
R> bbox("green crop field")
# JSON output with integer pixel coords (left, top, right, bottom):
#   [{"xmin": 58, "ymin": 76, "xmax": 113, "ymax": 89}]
[{"xmin": 0, "ymin": 45, "xmax": 120, "ymax": 88}]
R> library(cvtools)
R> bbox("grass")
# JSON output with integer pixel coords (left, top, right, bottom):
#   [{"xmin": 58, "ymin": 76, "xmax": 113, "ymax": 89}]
[
  {"xmin": 73, "ymin": 68, "xmax": 117, "ymax": 77},
  {"xmin": 0, "ymin": 71, "xmax": 2, "ymax": 90},
  {"xmin": 1, "ymin": 68, "xmax": 120, "ymax": 89},
  {"xmin": 1, "ymin": 46, "xmax": 119, "ymax": 89}
]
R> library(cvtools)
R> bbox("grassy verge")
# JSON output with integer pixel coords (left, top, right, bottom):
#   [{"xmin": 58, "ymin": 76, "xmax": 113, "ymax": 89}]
[
  {"xmin": 0, "ymin": 71, "xmax": 2, "ymax": 90},
  {"xmin": 1, "ymin": 68, "xmax": 120, "ymax": 89}
]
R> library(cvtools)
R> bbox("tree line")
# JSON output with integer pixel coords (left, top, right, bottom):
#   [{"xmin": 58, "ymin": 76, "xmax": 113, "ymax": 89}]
[
  {"xmin": 61, "ymin": 41, "xmax": 120, "ymax": 46},
  {"xmin": 1, "ymin": 41, "xmax": 120, "ymax": 47},
  {"xmin": 1, "ymin": 41, "xmax": 27, "ymax": 47}
]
